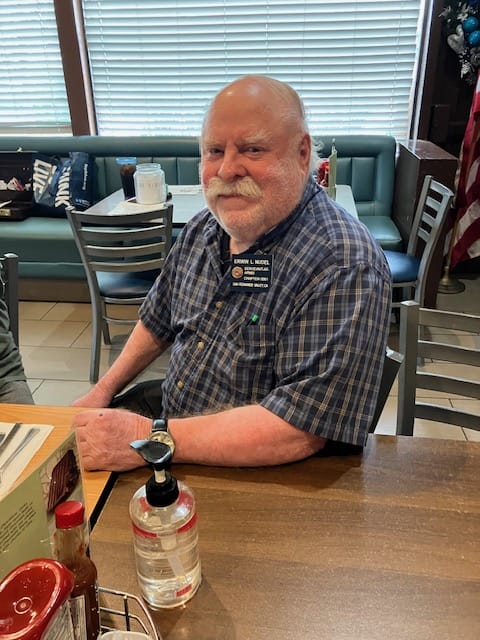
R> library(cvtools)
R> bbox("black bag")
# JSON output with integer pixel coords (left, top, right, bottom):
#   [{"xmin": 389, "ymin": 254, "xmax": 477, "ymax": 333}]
[
  {"xmin": 0, "ymin": 151, "xmax": 34, "ymax": 221},
  {"xmin": 33, "ymin": 152, "xmax": 95, "ymax": 217}
]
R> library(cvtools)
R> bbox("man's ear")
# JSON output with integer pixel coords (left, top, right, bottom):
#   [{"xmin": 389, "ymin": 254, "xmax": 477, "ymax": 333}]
[{"xmin": 298, "ymin": 133, "xmax": 311, "ymax": 174}]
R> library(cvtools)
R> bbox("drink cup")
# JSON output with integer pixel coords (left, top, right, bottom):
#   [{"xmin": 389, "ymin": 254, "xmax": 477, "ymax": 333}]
[{"xmin": 116, "ymin": 157, "xmax": 137, "ymax": 199}]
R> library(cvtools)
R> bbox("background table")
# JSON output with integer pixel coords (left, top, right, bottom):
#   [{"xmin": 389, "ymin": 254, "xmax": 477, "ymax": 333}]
[
  {"xmin": 0, "ymin": 404, "xmax": 112, "ymax": 524},
  {"xmin": 90, "ymin": 435, "xmax": 480, "ymax": 639}
]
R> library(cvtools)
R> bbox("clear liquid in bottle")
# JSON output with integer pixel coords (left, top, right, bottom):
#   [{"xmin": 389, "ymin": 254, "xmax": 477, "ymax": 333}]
[{"xmin": 130, "ymin": 484, "xmax": 201, "ymax": 609}]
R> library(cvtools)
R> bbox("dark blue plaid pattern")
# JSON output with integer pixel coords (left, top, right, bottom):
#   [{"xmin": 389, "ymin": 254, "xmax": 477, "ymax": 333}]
[{"xmin": 139, "ymin": 177, "xmax": 392, "ymax": 446}]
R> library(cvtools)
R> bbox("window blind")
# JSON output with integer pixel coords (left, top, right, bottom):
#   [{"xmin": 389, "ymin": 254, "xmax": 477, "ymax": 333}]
[
  {"xmin": 0, "ymin": 0, "xmax": 71, "ymax": 133},
  {"xmin": 83, "ymin": 0, "xmax": 422, "ymax": 140}
]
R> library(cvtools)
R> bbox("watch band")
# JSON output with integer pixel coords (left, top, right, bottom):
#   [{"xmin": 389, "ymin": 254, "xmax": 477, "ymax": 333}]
[{"xmin": 152, "ymin": 418, "xmax": 168, "ymax": 433}]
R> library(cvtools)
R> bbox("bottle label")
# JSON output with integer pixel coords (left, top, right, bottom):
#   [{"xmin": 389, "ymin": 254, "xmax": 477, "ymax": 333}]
[
  {"xmin": 69, "ymin": 595, "xmax": 88, "ymax": 640},
  {"xmin": 177, "ymin": 511, "xmax": 198, "ymax": 534},
  {"xmin": 43, "ymin": 601, "xmax": 76, "ymax": 640}
]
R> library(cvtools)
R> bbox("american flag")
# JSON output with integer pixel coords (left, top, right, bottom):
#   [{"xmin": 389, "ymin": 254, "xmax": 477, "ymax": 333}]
[{"xmin": 451, "ymin": 69, "xmax": 480, "ymax": 267}]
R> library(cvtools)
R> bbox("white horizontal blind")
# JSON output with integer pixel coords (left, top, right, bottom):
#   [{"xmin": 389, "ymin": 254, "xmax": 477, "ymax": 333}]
[
  {"xmin": 83, "ymin": 0, "xmax": 422, "ymax": 140},
  {"xmin": 0, "ymin": 0, "xmax": 71, "ymax": 133}
]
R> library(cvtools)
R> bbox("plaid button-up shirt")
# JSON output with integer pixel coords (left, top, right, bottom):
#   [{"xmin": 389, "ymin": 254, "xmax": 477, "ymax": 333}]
[{"xmin": 140, "ymin": 177, "xmax": 391, "ymax": 446}]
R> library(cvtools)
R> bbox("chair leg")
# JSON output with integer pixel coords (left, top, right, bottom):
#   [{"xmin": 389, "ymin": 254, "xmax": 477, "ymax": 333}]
[
  {"xmin": 101, "ymin": 301, "xmax": 111, "ymax": 345},
  {"xmin": 102, "ymin": 319, "xmax": 111, "ymax": 345},
  {"xmin": 90, "ymin": 303, "xmax": 103, "ymax": 384}
]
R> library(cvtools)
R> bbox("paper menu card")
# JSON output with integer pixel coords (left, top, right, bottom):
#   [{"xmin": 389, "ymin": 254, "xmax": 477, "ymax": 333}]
[
  {"xmin": 0, "ymin": 429, "xmax": 85, "ymax": 580},
  {"xmin": 0, "ymin": 422, "xmax": 53, "ymax": 498}
]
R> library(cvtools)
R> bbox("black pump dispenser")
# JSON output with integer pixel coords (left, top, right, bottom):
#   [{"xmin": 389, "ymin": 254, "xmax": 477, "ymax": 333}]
[{"xmin": 130, "ymin": 439, "xmax": 179, "ymax": 507}]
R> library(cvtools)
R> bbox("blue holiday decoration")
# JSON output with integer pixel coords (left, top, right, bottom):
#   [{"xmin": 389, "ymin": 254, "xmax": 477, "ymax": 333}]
[
  {"xmin": 468, "ymin": 29, "xmax": 480, "ymax": 46},
  {"xmin": 441, "ymin": 1, "xmax": 480, "ymax": 84},
  {"xmin": 463, "ymin": 16, "xmax": 479, "ymax": 32}
]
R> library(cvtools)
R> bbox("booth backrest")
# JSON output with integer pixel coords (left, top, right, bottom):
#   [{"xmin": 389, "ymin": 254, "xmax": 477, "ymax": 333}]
[
  {"xmin": 313, "ymin": 135, "xmax": 396, "ymax": 217},
  {"xmin": 1, "ymin": 134, "xmax": 396, "ymax": 215}
]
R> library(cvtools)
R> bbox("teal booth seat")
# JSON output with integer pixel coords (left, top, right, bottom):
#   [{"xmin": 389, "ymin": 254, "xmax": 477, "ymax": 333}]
[
  {"xmin": 315, "ymin": 135, "xmax": 402, "ymax": 251},
  {"xmin": 0, "ymin": 134, "xmax": 402, "ymax": 291}
]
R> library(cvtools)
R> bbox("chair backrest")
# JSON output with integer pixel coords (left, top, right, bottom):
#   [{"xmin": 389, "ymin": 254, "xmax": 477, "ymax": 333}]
[
  {"xmin": 397, "ymin": 300, "xmax": 480, "ymax": 435},
  {"xmin": 369, "ymin": 347, "xmax": 403, "ymax": 433},
  {"xmin": 407, "ymin": 175, "xmax": 453, "ymax": 303},
  {"xmin": 66, "ymin": 204, "xmax": 173, "ymax": 301},
  {"xmin": 0, "ymin": 252, "xmax": 19, "ymax": 346}
]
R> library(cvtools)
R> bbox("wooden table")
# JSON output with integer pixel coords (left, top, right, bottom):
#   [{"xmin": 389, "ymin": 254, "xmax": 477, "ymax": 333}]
[
  {"xmin": 90, "ymin": 435, "xmax": 480, "ymax": 639},
  {"xmin": 0, "ymin": 404, "xmax": 113, "ymax": 524}
]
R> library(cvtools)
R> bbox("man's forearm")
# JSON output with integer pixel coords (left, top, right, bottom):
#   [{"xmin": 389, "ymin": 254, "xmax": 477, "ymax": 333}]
[
  {"xmin": 97, "ymin": 320, "xmax": 169, "ymax": 397},
  {"xmin": 169, "ymin": 404, "xmax": 326, "ymax": 466}
]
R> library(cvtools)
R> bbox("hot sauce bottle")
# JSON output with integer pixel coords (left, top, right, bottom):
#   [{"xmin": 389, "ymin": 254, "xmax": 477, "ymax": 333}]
[{"xmin": 54, "ymin": 500, "xmax": 101, "ymax": 640}]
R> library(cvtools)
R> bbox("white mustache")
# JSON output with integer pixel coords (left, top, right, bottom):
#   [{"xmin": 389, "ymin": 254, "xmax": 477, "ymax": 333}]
[{"xmin": 205, "ymin": 177, "xmax": 262, "ymax": 200}]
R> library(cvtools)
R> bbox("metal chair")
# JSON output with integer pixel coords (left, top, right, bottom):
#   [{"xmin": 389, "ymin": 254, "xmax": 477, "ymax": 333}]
[
  {"xmin": 384, "ymin": 175, "xmax": 454, "ymax": 309},
  {"xmin": 66, "ymin": 204, "xmax": 173, "ymax": 383},
  {"xmin": 397, "ymin": 300, "xmax": 480, "ymax": 436},
  {"xmin": 0, "ymin": 252, "xmax": 19, "ymax": 346},
  {"xmin": 369, "ymin": 347, "xmax": 403, "ymax": 433}
]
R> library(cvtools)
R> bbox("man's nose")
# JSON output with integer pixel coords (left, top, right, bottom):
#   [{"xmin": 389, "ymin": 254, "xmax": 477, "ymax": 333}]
[{"xmin": 217, "ymin": 150, "xmax": 246, "ymax": 180}]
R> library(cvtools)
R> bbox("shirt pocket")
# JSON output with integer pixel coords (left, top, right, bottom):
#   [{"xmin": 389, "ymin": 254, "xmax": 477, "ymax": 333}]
[{"xmin": 227, "ymin": 323, "xmax": 276, "ymax": 400}]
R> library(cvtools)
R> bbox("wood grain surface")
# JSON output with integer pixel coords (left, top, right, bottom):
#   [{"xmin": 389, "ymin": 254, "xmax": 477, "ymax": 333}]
[{"xmin": 90, "ymin": 435, "xmax": 480, "ymax": 640}]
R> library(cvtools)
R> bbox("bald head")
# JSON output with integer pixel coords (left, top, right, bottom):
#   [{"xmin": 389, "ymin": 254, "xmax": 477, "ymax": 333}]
[{"xmin": 202, "ymin": 75, "xmax": 308, "ymax": 138}]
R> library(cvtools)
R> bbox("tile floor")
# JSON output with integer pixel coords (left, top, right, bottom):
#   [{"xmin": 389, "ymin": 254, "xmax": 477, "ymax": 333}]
[{"xmin": 13, "ymin": 272, "xmax": 480, "ymax": 441}]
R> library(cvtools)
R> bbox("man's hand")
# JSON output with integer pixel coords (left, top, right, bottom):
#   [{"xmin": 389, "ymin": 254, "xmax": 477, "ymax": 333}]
[{"xmin": 72, "ymin": 408, "xmax": 152, "ymax": 471}]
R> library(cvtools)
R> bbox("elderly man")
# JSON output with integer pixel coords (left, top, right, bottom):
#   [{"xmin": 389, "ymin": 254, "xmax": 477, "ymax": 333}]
[{"xmin": 72, "ymin": 75, "xmax": 391, "ymax": 471}]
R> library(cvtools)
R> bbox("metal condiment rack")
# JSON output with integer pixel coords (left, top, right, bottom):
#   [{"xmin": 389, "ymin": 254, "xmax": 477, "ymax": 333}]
[{"xmin": 99, "ymin": 586, "xmax": 161, "ymax": 640}]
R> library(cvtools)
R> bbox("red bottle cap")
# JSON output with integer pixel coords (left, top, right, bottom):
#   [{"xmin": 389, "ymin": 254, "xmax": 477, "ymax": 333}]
[
  {"xmin": 54, "ymin": 500, "xmax": 85, "ymax": 528},
  {"xmin": 0, "ymin": 558, "xmax": 74, "ymax": 639}
]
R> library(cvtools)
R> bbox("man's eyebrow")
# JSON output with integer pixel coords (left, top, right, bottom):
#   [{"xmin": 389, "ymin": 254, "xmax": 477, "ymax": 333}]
[
  {"xmin": 201, "ymin": 137, "xmax": 224, "ymax": 147},
  {"xmin": 242, "ymin": 131, "xmax": 273, "ymax": 146},
  {"xmin": 201, "ymin": 131, "xmax": 274, "ymax": 148}
]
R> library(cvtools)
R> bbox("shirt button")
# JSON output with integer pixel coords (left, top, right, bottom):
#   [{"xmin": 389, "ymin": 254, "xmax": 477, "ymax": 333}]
[
  {"xmin": 176, "ymin": 380, "xmax": 184, "ymax": 389},
  {"xmin": 197, "ymin": 341, "xmax": 205, "ymax": 350},
  {"xmin": 215, "ymin": 301, "xmax": 223, "ymax": 309}
]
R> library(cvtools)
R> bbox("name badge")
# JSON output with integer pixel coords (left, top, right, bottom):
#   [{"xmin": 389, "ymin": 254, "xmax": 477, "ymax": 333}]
[{"xmin": 230, "ymin": 254, "xmax": 273, "ymax": 292}]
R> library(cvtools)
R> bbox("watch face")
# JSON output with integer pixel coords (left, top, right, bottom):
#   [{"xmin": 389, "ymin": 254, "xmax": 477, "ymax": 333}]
[{"xmin": 150, "ymin": 429, "xmax": 175, "ymax": 454}]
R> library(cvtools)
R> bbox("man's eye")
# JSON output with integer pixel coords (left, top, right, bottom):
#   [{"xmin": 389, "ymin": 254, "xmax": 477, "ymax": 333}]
[{"xmin": 207, "ymin": 148, "xmax": 223, "ymax": 156}]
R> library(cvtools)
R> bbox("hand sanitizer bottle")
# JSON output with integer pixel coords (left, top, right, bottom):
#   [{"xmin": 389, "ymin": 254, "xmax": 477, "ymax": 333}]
[{"xmin": 129, "ymin": 439, "xmax": 201, "ymax": 609}]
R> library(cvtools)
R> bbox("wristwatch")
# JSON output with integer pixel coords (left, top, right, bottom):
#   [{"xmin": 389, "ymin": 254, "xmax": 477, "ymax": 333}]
[{"xmin": 151, "ymin": 417, "xmax": 175, "ymax": 454}]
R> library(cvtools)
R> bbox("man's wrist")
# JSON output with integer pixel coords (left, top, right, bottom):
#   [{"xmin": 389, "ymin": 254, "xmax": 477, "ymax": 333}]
[{"xmin": 135, "ymin": 414, "xmax": 154, "ymax": 441}]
